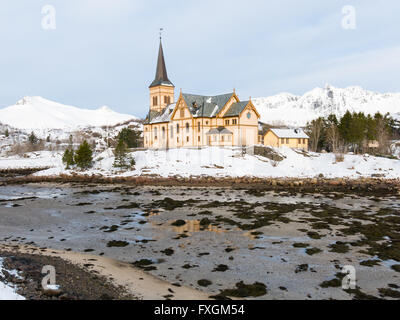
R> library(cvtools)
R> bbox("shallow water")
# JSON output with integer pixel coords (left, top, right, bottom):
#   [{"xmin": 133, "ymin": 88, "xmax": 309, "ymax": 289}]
[{"xmin": 0, "ymin": 183, "xmax": 399, "ymax": 300}]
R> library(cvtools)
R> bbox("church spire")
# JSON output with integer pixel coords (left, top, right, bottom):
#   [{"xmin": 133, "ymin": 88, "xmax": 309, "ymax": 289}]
[{"xmin": 149, "ymin": 34, "xmax": 174, "ymax": 88}]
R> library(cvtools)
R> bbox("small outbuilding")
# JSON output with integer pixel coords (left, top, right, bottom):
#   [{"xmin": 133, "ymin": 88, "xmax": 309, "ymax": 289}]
[{"xmin": 263, "ymin": 128, "xmax": 309, "ymax": 150}]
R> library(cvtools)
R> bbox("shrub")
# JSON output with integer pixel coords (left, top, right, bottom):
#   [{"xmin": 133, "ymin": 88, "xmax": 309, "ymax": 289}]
[
  {"xmin": 28, "ymin": 132, "xmax": 38, "ymax": 145},
  {"xmin": 335, "ymin": 153, "xmax": 344, "ymax": 163}
]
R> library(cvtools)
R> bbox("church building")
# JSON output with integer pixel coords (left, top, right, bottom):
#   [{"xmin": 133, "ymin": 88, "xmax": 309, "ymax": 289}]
[{"xmin": 143, "ymin": 39, "xmax": 260, "ymax": 149}]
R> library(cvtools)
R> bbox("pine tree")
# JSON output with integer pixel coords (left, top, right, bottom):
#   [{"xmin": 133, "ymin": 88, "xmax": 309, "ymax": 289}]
[
  {"xmin": 5, "ymin": 129, "xmax": 9, "ymax": 137},
  {"xmin": 113, "ymin": 139, "xmax": 129, "ymax": 168},
  {"xmin": 28, "ymin": 131, "xmax": 38, "ymax": 145},
  {"xmin": 74, "ymin": 140, "xmax": 93, "ymax": 169},
  {"xmin": 62, "ymin": 149, "xmax": 75, "ymax": 169},
  {"xmin": 117, "ymin": 128, "xmax": 140, "ymax": 148}
]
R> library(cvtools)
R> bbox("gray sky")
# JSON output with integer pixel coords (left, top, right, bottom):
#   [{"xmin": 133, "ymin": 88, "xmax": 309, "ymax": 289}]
[{"xmin": 0, "ymin": 0, "xmax": 399, "ymax": 117}]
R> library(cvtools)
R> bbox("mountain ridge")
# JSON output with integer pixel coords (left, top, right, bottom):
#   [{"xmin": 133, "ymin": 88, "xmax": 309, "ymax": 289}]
[
  {"xmin": 253, "ymin": 84, "xmax": 400, "ymax": 127},
  {"xmin": 0, "ymin": 96, "xmax": 137, "ymax": 130}
]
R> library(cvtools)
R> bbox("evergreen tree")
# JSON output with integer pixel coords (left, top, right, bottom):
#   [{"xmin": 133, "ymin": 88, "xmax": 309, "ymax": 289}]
[
  {"xmin": 74, "ymin": 140, "xmax": 93, "ymax": 169},
  {"xmin": 28, "ymin": 131, "xmax": 38, "ymax": 145},
  {"xmin": 5, "ymin": 129, "xmax": 9, "ymax": 137},
  {"xmin": 62, "ymin": 149, "xmax": 75, "ymax": 169},
  {"xmin": 113, "ymin": 139, "xmax": 129, "ymax": 168},
  {"xmin": 117, "ymin": 128, "xmax": 141, "ymax": 148}
]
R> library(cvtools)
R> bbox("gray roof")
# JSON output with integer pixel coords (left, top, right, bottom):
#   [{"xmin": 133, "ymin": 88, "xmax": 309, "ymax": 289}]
[
  {"xmin": 206, "ymin": 127, "xmax": 233, "ymax": 135},
  {"xmin": 149, "ymin": 41, "xmax": 174, "ymax": 88},
  {"xmin": 269, "ymin": 128, "xmax": 309, "ymax": 139},
  {"xmin": 144, "ymin": 103, "xmax": 176, "ymax": 124},
  {"xmin": 223, "ymin": 101, "xmax": 249, "ymax": 117},
  {"xmin": 144, "ymin": 92, "xmax": 236, "ymax": 125},
  {"xmin": 182, "ymin": 93, "xmax": 233, "ymax": 118}
]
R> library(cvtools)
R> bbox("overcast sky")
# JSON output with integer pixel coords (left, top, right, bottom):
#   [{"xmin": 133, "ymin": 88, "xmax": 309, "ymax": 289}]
[{"xmin": 0, "ymin": 0, "xmax": 399, "ymax": 117}]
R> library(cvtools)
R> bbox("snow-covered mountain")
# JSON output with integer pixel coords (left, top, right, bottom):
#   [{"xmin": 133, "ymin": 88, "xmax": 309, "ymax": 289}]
[
  {"xmin": 253, "ymin": 85, "xmax": 400, "ymax": 127},
  {"xmin": 0, "ymin": 96, "xmax": 137, "ymax": 130}
]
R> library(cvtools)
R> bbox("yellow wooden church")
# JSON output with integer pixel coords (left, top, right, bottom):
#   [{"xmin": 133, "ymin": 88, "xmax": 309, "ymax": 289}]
[{"xmin": 143, "ymin": 40, "xmax": 260, "ymax": 149}]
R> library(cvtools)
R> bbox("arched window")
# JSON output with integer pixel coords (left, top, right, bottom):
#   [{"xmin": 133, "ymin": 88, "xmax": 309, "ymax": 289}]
[
  {"xmin": 153, "ymin": 96, "xmax": 158, "ymax": 106},
  {"xmin": 162, "ymin": 127, "xmax": 166, "ymax": 139},
  {"xmin": 186, "ymin": 123, "xmax": 189, "ymax": 133},
  {"xmin": 176, "ymin": 124, "xmax": 180, "ymax": 134},
  {"xmin": 154, "ymin": 127, "xmax": 158, "ymax": 139}
]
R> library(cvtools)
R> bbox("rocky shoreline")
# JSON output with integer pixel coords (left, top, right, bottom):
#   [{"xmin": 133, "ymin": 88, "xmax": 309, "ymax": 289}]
[
  {"xmin": 1, "ymin": 174, "xmax": 399, "ymax": 195},
  {"xmin": 0, "ymin": 248, "xmax": 134, "ymax": 300},
  {"xmin": 0, "ymin": 243, "xmax": 211, "ymax": 300}
]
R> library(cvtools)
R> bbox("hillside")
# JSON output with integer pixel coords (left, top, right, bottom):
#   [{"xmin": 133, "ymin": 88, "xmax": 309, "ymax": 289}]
[
  {"xmin": 253, "ymin": 84, "xmax": 400, "ymax": 126},
  {"xmin": 0, "ymin": 96, "xmax": 137, "ymax": 130},
  {"xmin": 1, "ymin": 146, "xmax": 399, "ymax": 179}
]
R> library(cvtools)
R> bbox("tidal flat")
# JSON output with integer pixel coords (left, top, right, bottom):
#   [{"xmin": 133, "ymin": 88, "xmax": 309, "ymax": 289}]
[{"xmin": 0, "ymin": 183, "xmax": 399, "ymax": 300}]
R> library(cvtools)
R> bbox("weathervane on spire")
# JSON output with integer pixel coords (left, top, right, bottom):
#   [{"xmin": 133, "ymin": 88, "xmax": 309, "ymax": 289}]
[{"xmin": 159, "ymin": 28, "xmax": 164, "ymax": 41}]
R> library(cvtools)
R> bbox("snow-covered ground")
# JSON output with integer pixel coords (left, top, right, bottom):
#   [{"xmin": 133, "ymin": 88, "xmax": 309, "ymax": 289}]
[
  {"xmin": 1, "ymin": 147, "xmax": 398, "ymax": 180},
  {"xmin": 0, "ymin": 258, "xmax": 25, "ymax": 300},
  {"xmin": 0, "ymin": 96, "xmax": 137, "ymax": 130}
]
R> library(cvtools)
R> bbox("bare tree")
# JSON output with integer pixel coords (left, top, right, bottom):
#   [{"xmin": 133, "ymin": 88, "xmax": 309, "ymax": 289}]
[
  {"xmin": 307, "ymin": 118, "xmax": 323, "ymax": 152},
  {"xmin": 326, "ymin": 124, "xmax": 340, "ymax": 153},
  {"xmin": 375, "ymin": 117, "xmax": 390, "ymax": 154}
]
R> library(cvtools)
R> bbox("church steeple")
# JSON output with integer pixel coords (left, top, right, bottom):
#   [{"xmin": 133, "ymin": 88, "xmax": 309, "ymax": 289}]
[
  {"xmin": 149, "ymin": 40, "xmax": 174, "ymax": 88},
  {"xmin": 149, "ymin": 32, "xmax": 175, "ymax": 112}
]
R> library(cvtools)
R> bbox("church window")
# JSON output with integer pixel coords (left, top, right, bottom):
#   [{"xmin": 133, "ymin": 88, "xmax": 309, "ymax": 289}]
[
  {"xmin": 281, "ymin": 138, "xmax": 285, "ymax": 144},
  {"xmin": 186, "ymin": 123, "xmax": 189, "ymax": 133},
  {"xmin": 247, "ymin": 112, "xmax": 251, "ymax": 119},
  {"xmin": 177, "ymin": 124, "xmax": 180, "ymax": 133},
  {"xmin": 286, "ymin": 138, "xmax": 289, "ymax": 144},
  {"xmin": 170, "ymin": 126, "xmax": 173, "ymax": 138},
  {"xmin": 186, "ymin": 136, "xmax": 189, "ymax": 142},
  {"xmin": 225, "ymin": 120, "xmax": 230, "ymax": 126},
  {"xmin": 162, "ymin": 127, "xmax": 166, "ymax": 139},
  {"xmin": 198, "ymin": 122, "xmax": 201, "ymax": 132},
  {"xmin": 198, "ymin": 136, "xmax": 200, "ymax": 142},
  {"xmin": 153, "ymin": 96, "xmax": 158, "ymax": 106},
  {"xmin": 303, "ymin": 139, "xmax": 306, "ymax": 144},
  {"xmin": 221, "ymin": 135, "xmax": 225, "ymax": 142},
  {"xmin": 154, "ymin": 127, "xmax": 158, "ymax": 140},
  {"xmin": 232, "ymin": 119, "xmax": 237, "ymax": 125}
]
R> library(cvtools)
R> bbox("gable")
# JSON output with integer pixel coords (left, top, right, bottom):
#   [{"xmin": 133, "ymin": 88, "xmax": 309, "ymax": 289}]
[
  {"xmin": 216, "ymin": 94, "xmax": 240, "ymax": 118},
  {"xmin": 171, "ymin": 96, "xmax": 192, "ymax": 120}
]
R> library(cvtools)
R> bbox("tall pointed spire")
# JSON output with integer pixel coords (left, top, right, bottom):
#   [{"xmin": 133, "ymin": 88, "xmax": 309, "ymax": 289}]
[{"xmin": 149, "ymin": 36, "xmax": 174, "ymax": 88}]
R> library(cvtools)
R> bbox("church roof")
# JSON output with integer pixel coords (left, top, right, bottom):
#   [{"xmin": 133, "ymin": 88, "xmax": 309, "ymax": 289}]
[
  {"xmin": 149, "ymin": 41, "xmax": 174, "ymax": 88},
  {"xmin": 223, "ymin": 101, "xmax": 249, "ymax": 117},
  {"xmin": 144, "ymin": 92, "xmax": 241, "ymax": 125},
  {"xmin": 182, "ymin": 93, "xmax": 233, "ymax": 118},
  {"xmin": 144, "ymin": 103, "xmax": 176, "ymax": 124}
]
